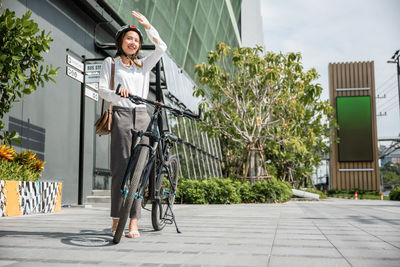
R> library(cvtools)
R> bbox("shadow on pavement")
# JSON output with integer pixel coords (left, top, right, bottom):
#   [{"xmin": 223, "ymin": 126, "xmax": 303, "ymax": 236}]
[{"xmin": 0, "ymin": 229, "xmax": 115, "ymax": 247}]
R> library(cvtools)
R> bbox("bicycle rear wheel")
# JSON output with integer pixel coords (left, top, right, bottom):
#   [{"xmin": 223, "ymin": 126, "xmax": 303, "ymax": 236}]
[
  {"xmin": 113, "ymin": 148, "xmax": 148, "ymax": 244},
  {"xmin": 151, "ymin": 155, "xmax": 179, "ymax": 231}
]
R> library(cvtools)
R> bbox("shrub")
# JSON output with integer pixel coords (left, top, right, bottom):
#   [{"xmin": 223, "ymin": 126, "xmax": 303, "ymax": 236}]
[
  {"xmin": 212, "ymin": 178, "xmax": 241, "ymax": 204},
  {"xmin": 265, "ymin": 178, "xmax": 292, "ymax": 203},
  {"xmin": 176, "ymin": 177, "xmax": 292, "ymax": 204},
  {"xmin": 237, "ymin": 180, "xmax": 254, "ymax": 203},
  {"xmin": 176, "ymin": 179, "xmax": 207, "ymax": 204},
  {"xmin": 0, "ymin": 144, "xmax": 45, "ymax": 181},
  {"xmin": 389, "ymin": 187, "xmax": 400, "ymax": 201},
  {"xmin": 252, "ymin": 179, "xmax": 271, "ymax": 203},
  {"xmin": 14, "ymin": 150, "xmax": 45, "ymax": 173},
  {"xmin": 0, "ymin": 160, "xmax": 40, "ymax": 181},
  {"xmin": 202, "ymin": 178, "xmax": 219, "ymax": 204}
]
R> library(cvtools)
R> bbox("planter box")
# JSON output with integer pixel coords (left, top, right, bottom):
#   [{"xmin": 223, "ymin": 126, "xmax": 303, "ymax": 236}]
[{"xmin": 0, "ymin": 180, "xmax": 62, "ymax": 216}]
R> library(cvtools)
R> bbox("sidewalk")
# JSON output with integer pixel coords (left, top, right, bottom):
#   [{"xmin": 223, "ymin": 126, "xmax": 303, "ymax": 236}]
[{"xmin": 1, "ymin": 199, "xmax": 400, "ymax": 266}]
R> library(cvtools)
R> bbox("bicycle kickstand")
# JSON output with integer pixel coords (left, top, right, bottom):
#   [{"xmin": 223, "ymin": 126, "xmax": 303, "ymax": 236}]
[{"xmin": 167, "ymin": 200, "xmax": 182, "ymax": 234}]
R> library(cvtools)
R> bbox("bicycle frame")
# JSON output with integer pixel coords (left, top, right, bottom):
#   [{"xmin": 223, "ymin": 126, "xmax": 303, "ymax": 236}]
[{"xmin": 119, "ymin": 103, "xmax": 169, "ymax": 202}]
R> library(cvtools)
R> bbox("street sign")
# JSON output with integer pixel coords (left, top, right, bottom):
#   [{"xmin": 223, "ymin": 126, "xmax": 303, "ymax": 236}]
[
  {"xmin": 66, "ymin": 55, "xmax": 84, "ymax": 72},
  {"xmin": 85, "ymin": 87, "xmax": 98, "ymax": 101},
  {"xmin": 85, "ymin": 63, "xmax": 102, "ymax": 73},
  {"xmin": 86, "ymin": 83, "xmax": 98, "ymax": 91},
  {"xmin": 66, "ymin": 66, "xmax": 84, "ymax": 83},
  {"xmin": 85, "ymin": 74, "xmax": 100, "ymax": 83}
]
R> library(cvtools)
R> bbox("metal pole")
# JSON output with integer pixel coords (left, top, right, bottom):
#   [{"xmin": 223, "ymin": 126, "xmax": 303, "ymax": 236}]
[
  {"xmin": 78, "ymin": 55, "xmax": 86, "ymax": 205},
  {"xmin": 388, "ymin": 50, "xmax": 400, "ymax": 122},
  {"xmin": 155, "ymin": 61, "xmax": 163, "ymax": 131},
  {"xmin": 397, "ymin": 59, "xmax": 400, "ymax": 120}
]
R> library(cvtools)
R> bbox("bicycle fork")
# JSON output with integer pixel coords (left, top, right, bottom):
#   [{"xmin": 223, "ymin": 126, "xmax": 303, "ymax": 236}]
[{"xmin": 120, "ymin": 130, "xmax": 153, "ymax": 196}]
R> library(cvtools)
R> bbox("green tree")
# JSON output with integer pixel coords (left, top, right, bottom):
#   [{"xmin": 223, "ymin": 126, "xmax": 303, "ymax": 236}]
[
  {"xmin": 381, "ymin": 161, "xmax": 400, "ymax": 185},
  {"xmin": 0, "ymin": 6, "xmax": 58, "ymax": 144},
  {"xmin": 381, "ymin": 161, "xmax": 400, "ymax": 174},
  {"xmin": 194, "ymin": 43, "xmax": 335, "ymax": 183},
  {"xmin": 265, "ymin": 65, "xmax": 334, "ymax": 185}
]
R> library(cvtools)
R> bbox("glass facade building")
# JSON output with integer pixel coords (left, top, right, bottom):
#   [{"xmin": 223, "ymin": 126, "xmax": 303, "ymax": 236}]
[
  {"xmin": 103, "ymin": 0, "xmax": 242, "ymax": 81},
  {"xmin": 96, "ymin": 0, "xmax": 242, "ymax": 180}
]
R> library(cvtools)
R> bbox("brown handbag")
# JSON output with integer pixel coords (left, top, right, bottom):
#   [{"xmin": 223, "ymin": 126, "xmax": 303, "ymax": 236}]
[{"xmin": 95, "ymin": 59, "xmax": 115, "ymax": 136}]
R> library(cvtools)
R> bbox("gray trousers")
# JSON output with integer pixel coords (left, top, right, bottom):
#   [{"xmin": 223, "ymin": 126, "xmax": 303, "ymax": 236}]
[{"xmin": 110, "ymin": 106, "xmax": 150, "ymax": 219}]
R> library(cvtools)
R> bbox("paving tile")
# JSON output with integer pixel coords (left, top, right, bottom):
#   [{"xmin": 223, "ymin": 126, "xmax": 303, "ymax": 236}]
[
  {"xmin": 347, "ymin": 258, "xmax": 400, "ymax": 267},
  {"xmin": 268, "ymin": 255, "xmax": 349, "ymax": 267}
]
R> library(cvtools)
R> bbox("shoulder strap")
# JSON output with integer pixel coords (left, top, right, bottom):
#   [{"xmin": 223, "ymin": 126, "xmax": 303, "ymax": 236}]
[{"xmin": 110, "ymin": 58, "xmax": 115, "ymax": 90}]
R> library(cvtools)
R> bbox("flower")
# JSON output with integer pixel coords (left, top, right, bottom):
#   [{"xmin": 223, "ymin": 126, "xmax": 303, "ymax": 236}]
[{"xmin": 0, "ymin": 144, "xmax": 15, "ymax": 161}]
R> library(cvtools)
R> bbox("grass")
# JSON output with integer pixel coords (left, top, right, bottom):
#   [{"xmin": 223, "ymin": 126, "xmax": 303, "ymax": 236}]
[{"xmin": 329, "ymin": 193, "xmax": 389, "ymax": 200}]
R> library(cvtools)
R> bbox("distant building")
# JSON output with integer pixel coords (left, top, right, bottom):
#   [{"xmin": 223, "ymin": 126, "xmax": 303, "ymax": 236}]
[
  {"xmin": 380, "ymin": 147, "xmax": 400, "ymax": 165},
  {"xmin": 241, "ymin": 0, "xmax": 265, "ymax": 48}
]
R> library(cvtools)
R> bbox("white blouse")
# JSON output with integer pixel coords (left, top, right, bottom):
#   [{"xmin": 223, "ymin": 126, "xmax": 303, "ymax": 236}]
[{"xmin": 98, "ymin": 25, "xmax": 167, "ymax": 108}]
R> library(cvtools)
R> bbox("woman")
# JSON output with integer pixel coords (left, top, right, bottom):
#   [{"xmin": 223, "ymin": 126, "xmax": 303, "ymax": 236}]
[{"xmin": 98, "ymin": 11, "xmax": 167, "ymax": 238}]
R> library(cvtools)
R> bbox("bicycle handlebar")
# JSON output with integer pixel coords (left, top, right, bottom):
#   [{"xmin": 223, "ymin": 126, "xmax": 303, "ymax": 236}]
[{"xmin": 115, "ymin": 84, "xmax": 201, "ymax": 121}]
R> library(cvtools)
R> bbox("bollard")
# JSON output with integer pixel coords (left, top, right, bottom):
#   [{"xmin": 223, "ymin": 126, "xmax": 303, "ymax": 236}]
[
  {"xmin": 354, "ymin": 191, "xmax": 358, "ymax": 200},
  {"xmin": 380, "ymin": 192, "xmax": 383, "ymax": 200}
]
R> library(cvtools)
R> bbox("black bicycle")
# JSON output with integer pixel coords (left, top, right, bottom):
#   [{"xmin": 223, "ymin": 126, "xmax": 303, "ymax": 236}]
[{"xmin": 112, "ymin": 85, "xmax": 200, "ymax": 244}]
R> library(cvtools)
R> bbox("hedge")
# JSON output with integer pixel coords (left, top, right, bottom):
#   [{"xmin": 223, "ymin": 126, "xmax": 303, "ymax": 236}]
[
  {"xmin": 389, "ymin": 187, "xmax": 400, "ymax": 201},
  {"xmin": 176, "ymin": 177, "xmax": 292, "ymax": 204}
]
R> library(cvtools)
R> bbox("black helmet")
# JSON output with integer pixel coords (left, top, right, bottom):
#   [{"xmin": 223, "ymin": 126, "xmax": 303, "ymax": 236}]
[{"xmin": 115, "ymin": 24, "xmax": 143, "ymax": 45}]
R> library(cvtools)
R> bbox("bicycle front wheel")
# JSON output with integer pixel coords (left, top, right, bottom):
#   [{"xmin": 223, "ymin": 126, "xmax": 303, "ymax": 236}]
[
  {"xmin": 113, "ymin": 148, "xmax": 148, "ymax": 244},
  {"xmin": 151, "ymin": 155, "xmax": 179, "ymax": 231}
]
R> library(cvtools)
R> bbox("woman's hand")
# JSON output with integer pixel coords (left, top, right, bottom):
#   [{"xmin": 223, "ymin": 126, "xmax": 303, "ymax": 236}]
[
  {"xmin": 118, "ymin": 87, "xmax": 131, "ymax": 98},
  {"xmin": 132, "ymin": 11, "xmax": 150, "ymax": 30}
]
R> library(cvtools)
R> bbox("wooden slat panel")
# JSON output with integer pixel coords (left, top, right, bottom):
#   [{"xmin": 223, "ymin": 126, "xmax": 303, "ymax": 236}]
[
  {"xmin": 329, "ymin": 63, "xmax": 337, "ymax": 189},
  {"xmin": 367, "ymin": 61, "xmax": 373, "ymax": 190},
  {"xmin": 370, "ymin": 61, "xmax": 380, "ymax": 190},
  {"xmin": 339, "ymin": 63, "xmax": 346, "ymax": 189},
  {"xmin": 335, "ymin": 63, "xmax": 341, "ymax": 189},
  {"xmin": 350, "ymin": 63, "xmax": 363, "ymax": 188},
  {"xmin": 357, "ymin": 63, "xmax": 364, "ymax": 189}
]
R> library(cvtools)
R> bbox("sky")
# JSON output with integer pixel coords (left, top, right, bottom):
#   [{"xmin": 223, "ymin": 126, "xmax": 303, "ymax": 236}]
[{"xmin": 260, "ymin": 0, "xmax": 400, "ymax": 139}]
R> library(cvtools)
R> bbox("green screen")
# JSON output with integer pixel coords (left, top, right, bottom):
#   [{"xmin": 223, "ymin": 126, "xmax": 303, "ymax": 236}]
[{"xmin": 336, "ymin": 96, "xmax": 373, "ymax": 162}]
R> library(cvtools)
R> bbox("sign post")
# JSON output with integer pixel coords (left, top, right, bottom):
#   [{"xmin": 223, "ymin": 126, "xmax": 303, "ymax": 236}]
[
  {"xmin": 65, "ymin": 49, "xmax": 104, "ymax": 205},
  {"xmin": 78, "ymin": 55, "xmax": 86, "ymax": 206}
]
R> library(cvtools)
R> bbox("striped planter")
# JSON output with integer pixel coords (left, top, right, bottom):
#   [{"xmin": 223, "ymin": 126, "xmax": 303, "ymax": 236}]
[{"xmin": 0, "ymin": 180, "xmax": 62, "ymax": 216}]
